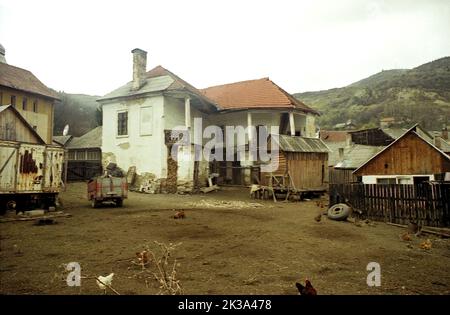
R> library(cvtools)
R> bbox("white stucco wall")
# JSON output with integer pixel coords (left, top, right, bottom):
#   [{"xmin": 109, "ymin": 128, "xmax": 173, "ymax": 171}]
[
  {"xmin": 164, "ymin": 96, "xmax": 211, "ymax": 186},
  {"xmin": 101, "ymin": 95, "xmax": 318, "ymax": 190},
  {"xmin": 362, "ymin": 174, "xmax": 434, "ymax": 184},
  {"xmin": 101, "ymin": 95, "xmax": 166, "ymax": 178},
  {"xmin": 305, "ymin": 113, "xmax": 316, "ymax": 138}
]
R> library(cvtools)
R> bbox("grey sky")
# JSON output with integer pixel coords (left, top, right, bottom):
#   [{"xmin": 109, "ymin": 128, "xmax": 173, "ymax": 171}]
[{"xmin": 1, "ymin": 0, "xmax": 449, "ymax": 96}]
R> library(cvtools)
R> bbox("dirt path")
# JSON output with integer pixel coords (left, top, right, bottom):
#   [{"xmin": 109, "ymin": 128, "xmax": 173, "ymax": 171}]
[{"xmin": 1, "ymin": 182, "xmax": 449, "ymax": 295}]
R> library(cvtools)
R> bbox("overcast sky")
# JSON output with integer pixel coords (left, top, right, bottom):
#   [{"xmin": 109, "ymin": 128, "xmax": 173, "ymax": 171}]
[{"xmin": 1, "ymin": 0, "xmax": 449, "ymax": 96}]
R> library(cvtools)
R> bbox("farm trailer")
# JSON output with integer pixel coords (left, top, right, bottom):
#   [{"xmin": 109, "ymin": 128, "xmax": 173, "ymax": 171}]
[{"xmin": 0, "ymin": 140, "xmax": 66, "ymax": 212}]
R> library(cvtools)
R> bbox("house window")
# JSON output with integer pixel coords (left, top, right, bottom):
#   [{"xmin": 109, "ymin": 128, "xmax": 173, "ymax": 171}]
[
  {"xmin": 140, "ymin": 106, "xmax": 153, "ymax": 135},
  {"xmin": 376, "ymin": 178, "xmax": 396, "ymax": 185},
  {"xmin": 117, "ymin": 111, "xmax": 128, "ymax": 136},
  {"xmin": 398, "ymin": 178, "xmax": 412, "ymax": 185},
  {"xmin": 22, "ymin": 98, "xmax": 27, "ymax": 110},
  {"xmin": 33, "ymin": 100, "xmax": 38, "ymax": 112},
  {"xmin": 11, "ymin": 95, "xmax": 16, "ymax": 107}
]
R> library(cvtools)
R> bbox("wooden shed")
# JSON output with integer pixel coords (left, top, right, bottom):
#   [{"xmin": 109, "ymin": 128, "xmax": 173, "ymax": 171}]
[
  {"xmin": 62, "ymin": 126, "xmax": 103, "ymax": 181},
  {"xmin": 354, "ymin": 125, "xmax": 450, "ymax": 183},
  {"xmin": 261, "ymin": 135, "xmax": 329, "ymax": 190}
]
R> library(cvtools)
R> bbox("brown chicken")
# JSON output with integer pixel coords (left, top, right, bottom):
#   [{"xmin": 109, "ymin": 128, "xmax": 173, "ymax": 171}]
[
  {"xmin": 135, "ymin": 250, "xmax": 149, "ymax": 265},
  {"xmin": 314, "ymin": 213, "xmax": 322, "ymax": 222},
  {"xmin": 420, "ymin": 239, "xmax": 432, "ymax": 250},
  {"xmin": 173, "ymin": 210, "xmax": 186, "ymax": 219},
  {"xmin": 400, "ymin": 232, "xmax": 412, "ymax": 241},
  {"xmin": 296, "ymin": 280, "xmax": 317, "ymax": 296}
]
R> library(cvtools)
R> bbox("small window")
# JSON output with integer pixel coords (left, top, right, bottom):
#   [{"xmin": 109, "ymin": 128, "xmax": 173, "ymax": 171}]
[
  {"xmin": 22, "ymin": 98, "xmax": 28, "ymax": 110},
  {"xmin": 11, "ymin": 95, "xmax": 16, "ymax": 107},
  {"xmin": 33, "ymin": 100, "xmax": 38, "ymax": 112},
  {"xmin": 376, "ymin": 178, "xmax": 396, "ymax": 185},
  {"xmin": 117, "ymin": 111, "xmax": 128, "ymax": 136},
  {"xmin": 0, "ymin": 92, "xmax": 3, "ymax": 104}
]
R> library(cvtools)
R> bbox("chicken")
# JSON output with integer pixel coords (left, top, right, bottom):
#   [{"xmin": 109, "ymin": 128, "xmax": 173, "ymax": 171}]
[
  {"xmin": 295, "ymin": 280, "xmax": 317, "ymax": 296},
  {"xmin": 96, "ymin": 273, "xmax": 114, "ymax": 294},
  {"xmin": 173, "ymin": 210, "xmax": 185, "ymax": 219},
  {"xmin": 419, "ymin": 239, "xmax": 432, "ymax": 250},
  {"xmin": 400, "ymin": 232, "xmax": 412, "ymax": 241},
  {"xmin": 136, "ymin": 250, "xmax": 149, "ymax": 265},
  {"xmin": 314, "ymin": 213, "xmax": 322, "ymax": 222}
]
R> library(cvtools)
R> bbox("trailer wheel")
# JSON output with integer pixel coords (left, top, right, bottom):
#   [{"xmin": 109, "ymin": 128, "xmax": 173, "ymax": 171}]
[
  {"xmin": 115, "ymin": 199, "xmax": 123, "ymax": 207},
  {"xmin": 91, "ymin": 199, "xmax": 100, "ymax": 208}
]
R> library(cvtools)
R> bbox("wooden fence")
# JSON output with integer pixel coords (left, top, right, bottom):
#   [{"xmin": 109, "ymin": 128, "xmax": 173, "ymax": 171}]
[{"xmin": 329, "ymin": 183, "xmax": 450, "ymax": 227}]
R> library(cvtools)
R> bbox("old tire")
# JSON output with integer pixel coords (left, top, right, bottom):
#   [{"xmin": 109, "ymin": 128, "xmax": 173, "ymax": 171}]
[{"xmin": 327, "ymin": 203, "xmax": 351, "ymax": 221}]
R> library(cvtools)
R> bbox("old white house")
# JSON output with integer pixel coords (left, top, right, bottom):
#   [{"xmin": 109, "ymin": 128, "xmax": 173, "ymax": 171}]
[{"xmin": 98, "ymin": 48, "xmax": 325, "ymax": 193}]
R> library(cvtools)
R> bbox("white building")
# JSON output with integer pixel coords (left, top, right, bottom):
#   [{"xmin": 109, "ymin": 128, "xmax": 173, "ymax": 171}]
[{"xmin": 98, "ymin": 48, "xmax": 320, "ymax": 193}]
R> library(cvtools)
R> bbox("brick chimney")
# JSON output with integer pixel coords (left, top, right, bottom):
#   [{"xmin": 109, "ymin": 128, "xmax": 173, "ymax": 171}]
[
  {"xmin": 0, "ymin": 43, "xmax": 6, "ymax": 64},
  {"xmin": 131, "ymin": 48, "xmax": 147, "ymax": 91},
  {"xmin": 442, "ymin": 125, "xmax": 448, "ymax": 140}
]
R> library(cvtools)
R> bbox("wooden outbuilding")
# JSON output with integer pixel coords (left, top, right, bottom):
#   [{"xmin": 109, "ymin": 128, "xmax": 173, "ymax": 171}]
[
  {"xmin": 261, "ymin": 135, "xmax": 329, "ymax": 191},
  {"xmin": 354, "ymin": 125, "xmax": 450, "ymax": 184}
]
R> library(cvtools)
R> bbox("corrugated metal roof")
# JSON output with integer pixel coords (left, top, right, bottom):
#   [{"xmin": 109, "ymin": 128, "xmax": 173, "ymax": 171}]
[
  {"xmin": 98, "ymin": 75, "xmax": 174, "ymax": 101},
  {"xmin": 334, "ymin": 144, "xmax": 384, "ymax": 169},
  {"xmin": 380, "ymin": 128, "xmax": 407, "ymax": 140},
  {"xmin": 53, "ymin": 135, "xmax": 73, "ymax": 146},
  {"xmin": 67, "ymin": 126, "xmax": 102, "ymax": 149},
  {"xmin": 274, "ymin": 135, "xmax": 330, "ymax": 153}
]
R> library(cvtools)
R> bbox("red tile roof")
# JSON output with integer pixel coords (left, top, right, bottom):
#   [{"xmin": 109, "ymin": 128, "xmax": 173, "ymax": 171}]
[
  {"xmin": 320, "ymin": 130, "xmax": 349, "ymax": 142},
  {"xmin": 200, "ymin": 78, "xmax": 319, "ymax": 114},
  {"xmin": 0, "ymin": 62, "xmax": 59, "ymax": 100}
]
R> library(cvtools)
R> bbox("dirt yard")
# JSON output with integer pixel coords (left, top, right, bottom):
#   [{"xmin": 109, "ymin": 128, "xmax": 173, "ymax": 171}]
[{"xmin": 1, "ymin": 182, "xmax": 449, "ymax": 295}]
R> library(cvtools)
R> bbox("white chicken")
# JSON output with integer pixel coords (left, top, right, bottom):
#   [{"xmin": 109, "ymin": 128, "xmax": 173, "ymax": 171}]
[{"xmin": 96, "ymin": 273, "xmax": 114, "ymax": 294}]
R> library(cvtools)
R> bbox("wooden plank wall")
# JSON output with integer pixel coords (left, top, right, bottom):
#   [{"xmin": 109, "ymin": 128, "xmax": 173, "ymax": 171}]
[
  {"xmin": 355, "ymin": 132, "xmax": 450, "ymax": 176},
  {"xmin": 287, "ymin": 152, "xmax": 328, "ymax": 189},
  {"xmin": 329, "ymin": 167, "xmax": 358, "ymax": 184},
  {"xmin": 329, "ymin": 183, "xmax": 450, "ymax": 227},
  {"xmin": 260, "ymin": 151, "xmax": 287, "ymax": 186},
  {"xmin": 0, "ymin": 108, "xmax": 41, "ymax": 143}
]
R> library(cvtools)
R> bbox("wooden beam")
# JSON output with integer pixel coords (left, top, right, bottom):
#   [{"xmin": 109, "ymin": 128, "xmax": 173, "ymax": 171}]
[
  {"xmin": 185, "ymin": 96, "xmax": 191, "ymax": 129},
  {"xmin": 247, "ymin": 111, "xmax": 253, "ymax": 143},
  {"xmin": 289, "ymin": 112, "xmax": 295, "ymax": 136}
]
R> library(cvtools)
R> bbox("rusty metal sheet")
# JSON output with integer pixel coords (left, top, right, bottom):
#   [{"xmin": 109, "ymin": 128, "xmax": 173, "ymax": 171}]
[
  {"xmin": 43, "ymin": 146, "xmax": 65, "ymax": 192},
  {"xmin": 1, "ymin": 141, "xmax": 65, "ymax": 194}
]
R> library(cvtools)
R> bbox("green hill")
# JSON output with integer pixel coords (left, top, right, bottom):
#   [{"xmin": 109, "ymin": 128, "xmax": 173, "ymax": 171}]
[
  {"xmin": 53, "ymin": 92, "xmax": 101, "ymax": 137},
  {"xmin": 294, "ymin": 57, "xmax": 450, "ymax": 130}
]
